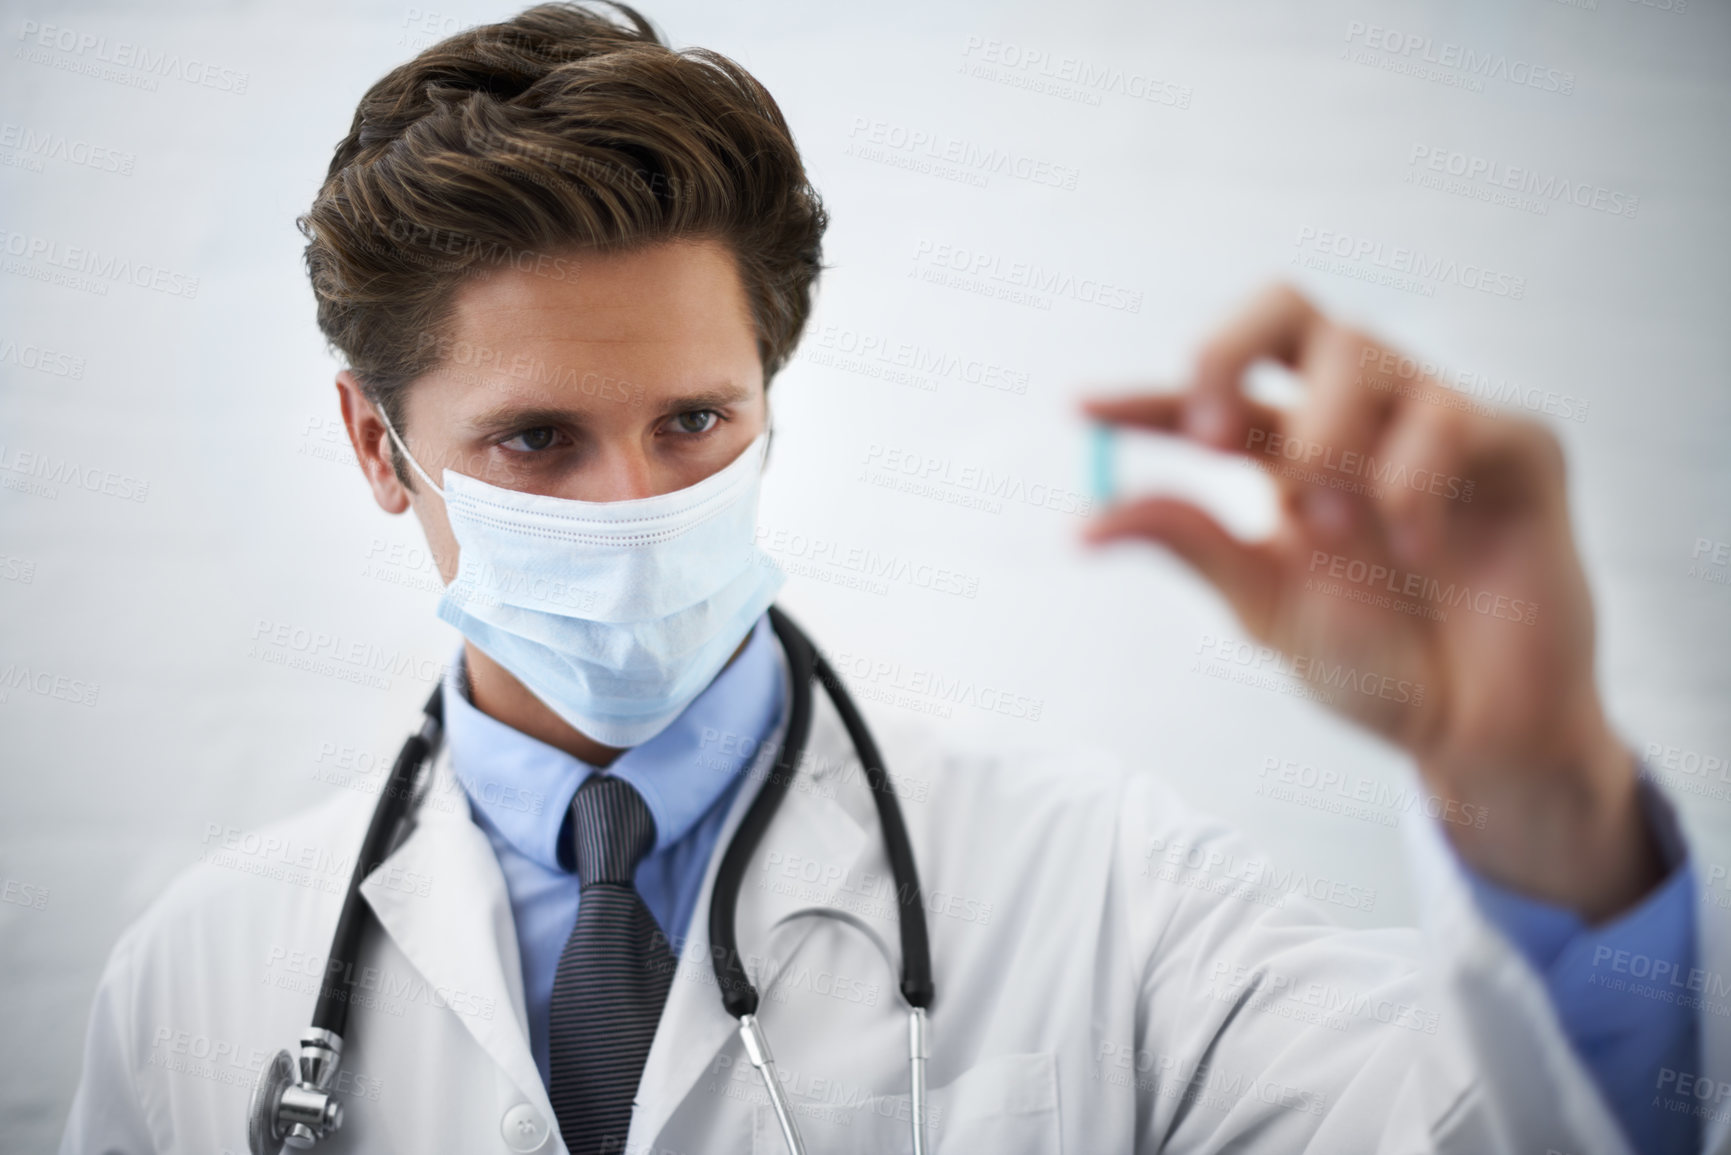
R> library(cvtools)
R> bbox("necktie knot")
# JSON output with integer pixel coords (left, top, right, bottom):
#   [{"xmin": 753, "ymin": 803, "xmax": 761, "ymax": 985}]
[{"xmin": 569, "ymin": 774, "xmax": 657, "ymax": 887}]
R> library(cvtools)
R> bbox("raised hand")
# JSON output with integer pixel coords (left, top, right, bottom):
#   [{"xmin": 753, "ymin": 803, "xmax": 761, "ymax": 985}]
[{"xmin": 1081, "ymin": 283, "xmax": 1662, "ymax": 920}]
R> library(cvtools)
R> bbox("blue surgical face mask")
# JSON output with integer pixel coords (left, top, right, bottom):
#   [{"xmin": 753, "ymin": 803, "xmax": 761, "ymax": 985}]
[{"xmin": 380, "ymin": 412, "xmax": 785, "ymax": 747}]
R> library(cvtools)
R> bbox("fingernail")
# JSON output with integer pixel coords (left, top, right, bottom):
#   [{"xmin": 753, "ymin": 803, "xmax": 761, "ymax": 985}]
[
  {"xmin": 1081, "ymin": 519, "xmax": 1118, "ymax": 542},
  {"xmin": 1305, "ymin": 490, "xmax": 1354, "ymax": 537},
  {"xmin": 1186, "ymin": 397, "xmax": 1230, "ymax": 443}
]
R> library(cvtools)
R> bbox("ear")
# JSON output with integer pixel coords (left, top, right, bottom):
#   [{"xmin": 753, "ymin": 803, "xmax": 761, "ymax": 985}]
[{"xmin": 336, "ymin": 370, "xmax": 411, "ymax": 515}]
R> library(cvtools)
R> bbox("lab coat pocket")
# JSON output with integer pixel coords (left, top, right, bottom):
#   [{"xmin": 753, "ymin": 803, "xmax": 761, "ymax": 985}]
[{"xmin": 751, "ymin": 1050, "xmax": 1060, "ymax": 1154}]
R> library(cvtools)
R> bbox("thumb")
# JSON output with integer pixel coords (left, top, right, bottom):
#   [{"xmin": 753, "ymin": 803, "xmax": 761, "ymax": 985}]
[{"xmin": 1084, "ymin": 497, "xmax": 1278, "ymax": 632}]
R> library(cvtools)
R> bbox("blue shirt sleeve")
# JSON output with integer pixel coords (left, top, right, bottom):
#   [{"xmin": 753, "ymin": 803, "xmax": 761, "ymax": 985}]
[{"xmin": 1454, "ymin": 772, "xmax": 1701, "ymax": 1154}]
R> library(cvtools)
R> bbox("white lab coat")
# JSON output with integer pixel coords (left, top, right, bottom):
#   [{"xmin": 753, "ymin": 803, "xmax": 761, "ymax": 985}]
[{"xmin": 60, "ymin": 634, "xmax": 1731, "ymax": 1155}]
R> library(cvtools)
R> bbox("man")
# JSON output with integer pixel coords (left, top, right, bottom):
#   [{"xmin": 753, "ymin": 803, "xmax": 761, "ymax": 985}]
[{"xmin": 61, "ymin": 3, "xmax": 1718, "ymax": 1153}]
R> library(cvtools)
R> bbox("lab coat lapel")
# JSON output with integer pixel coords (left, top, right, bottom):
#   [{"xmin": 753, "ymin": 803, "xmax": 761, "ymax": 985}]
[
  {"xmin": 737, "ymin": 699, "xmax": 875, "ymax": 959},
  {"xmin": 630, "ymin": 632, "xmax": 874, "ymax": 1151},
  {"xmin": 360, "ymin": 750, "xmax": 555, "ymax": 1129}
]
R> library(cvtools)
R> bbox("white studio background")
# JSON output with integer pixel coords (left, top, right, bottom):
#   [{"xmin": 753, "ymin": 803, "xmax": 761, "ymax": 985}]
[{"xmin": 2, "ymin": 0, "xmax": 1728, "ymax": 1144}]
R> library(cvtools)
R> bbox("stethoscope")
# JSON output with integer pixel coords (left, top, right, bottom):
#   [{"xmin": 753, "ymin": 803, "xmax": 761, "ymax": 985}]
[{"xmin": 249, "ymin": 605, "xmax": 935, "ymax": 1155}]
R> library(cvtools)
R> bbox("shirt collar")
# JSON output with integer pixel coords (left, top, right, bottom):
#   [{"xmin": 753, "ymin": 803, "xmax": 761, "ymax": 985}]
[{"xmin": 442, "ymin": 612, "xmax": 785, "ymax": 872}]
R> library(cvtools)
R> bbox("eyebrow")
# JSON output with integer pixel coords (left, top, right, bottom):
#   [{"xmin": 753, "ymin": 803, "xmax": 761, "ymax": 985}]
[
  {"xmin": 655, "ymin": 384, "xmax": 754, "ymax": 413},
  {"xmin": 465, "ymin": 384, "xmax": 754, "ymax": 437}
]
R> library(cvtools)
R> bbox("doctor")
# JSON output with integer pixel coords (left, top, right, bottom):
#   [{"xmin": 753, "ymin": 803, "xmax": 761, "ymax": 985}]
[{"xmin": 61, "ymin": 3, "xmax": 1720, "ymax": 1154}]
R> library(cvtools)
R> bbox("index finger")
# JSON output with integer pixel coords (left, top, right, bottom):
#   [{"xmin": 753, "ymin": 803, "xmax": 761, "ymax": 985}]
[
  {"xmin": 1078, "ymin": 391, "xmax": 1287, "ymax": 449},
  {"xmin": 1187, "ymin": 282, "xmax": 1330, "ymax": 451}
]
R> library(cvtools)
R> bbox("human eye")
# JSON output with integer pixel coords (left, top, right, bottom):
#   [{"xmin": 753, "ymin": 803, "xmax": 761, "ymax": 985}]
[
  {"xmin": 498, "ymin": 426, "xmax": 564, "ymax": 453},
  {"xmin": 666, "ymin": 409, "xmax": 722, "ymax": 437}
]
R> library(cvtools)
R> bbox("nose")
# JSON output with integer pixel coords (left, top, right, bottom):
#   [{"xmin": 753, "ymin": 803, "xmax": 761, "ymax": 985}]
[{"xmin": 572, "ymin": 440, "xmax": 660, "ymax": 503}]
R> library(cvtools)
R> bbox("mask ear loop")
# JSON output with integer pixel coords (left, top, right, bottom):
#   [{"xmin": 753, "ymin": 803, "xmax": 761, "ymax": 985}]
[{"xmin": 376, "ymin": 405, "xmax": 445, "ymax": 498}]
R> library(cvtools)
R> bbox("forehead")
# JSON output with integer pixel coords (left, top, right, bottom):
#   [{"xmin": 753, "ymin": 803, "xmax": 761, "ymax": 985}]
[{"xmin": 438, "ymin": 237, "xmax": 761, "ymax": 384}]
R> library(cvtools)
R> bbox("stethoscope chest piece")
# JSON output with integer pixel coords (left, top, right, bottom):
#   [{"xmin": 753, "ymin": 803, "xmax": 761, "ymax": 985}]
[
  {"xmin": 248, "ymin": 1033, "xmax": 346, "ymax": 1153},
  {"xmin": 247, "ymin": 1049, "xmax": 296, "ymax": 1152}
]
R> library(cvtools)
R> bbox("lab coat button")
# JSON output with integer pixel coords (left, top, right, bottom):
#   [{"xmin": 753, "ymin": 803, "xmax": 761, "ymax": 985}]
[{"xmin": 501, "ymin": 1103, "xmax": 549, "ymax": 1152}]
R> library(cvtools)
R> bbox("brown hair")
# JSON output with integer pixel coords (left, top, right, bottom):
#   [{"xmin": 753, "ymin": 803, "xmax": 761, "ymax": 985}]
[{"xmin": 298, "ymin": 1, "xmax": 827, "ymax": 483}]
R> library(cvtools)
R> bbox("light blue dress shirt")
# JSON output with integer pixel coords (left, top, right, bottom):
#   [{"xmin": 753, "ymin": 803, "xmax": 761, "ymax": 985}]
[
  {"xmin": 444, "ymin": 615, "xmax": 1699, "ymax": 1150},
  {"xmin": 442, "ymin": 611, "xmax": 785, "ymax": 1089},
  {"xmin": 1457, "ymin": 773, "xmax": 1700, "ymax": 1155}
]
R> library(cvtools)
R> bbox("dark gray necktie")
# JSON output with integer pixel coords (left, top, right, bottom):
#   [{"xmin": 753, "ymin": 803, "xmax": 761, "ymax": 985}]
[{"xmin": 548, "ymin": 773, "xmax": 676, "ymax": 1155}]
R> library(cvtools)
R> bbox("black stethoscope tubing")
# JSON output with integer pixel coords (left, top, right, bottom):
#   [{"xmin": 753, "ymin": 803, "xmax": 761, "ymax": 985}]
[
  {"xmin": 312, "ymin": 604, "xmax": 933, "ymax": 1044},
  {"xmin": 309, "ymin": 684, "xmax": 442, "ymax": 1041},
  {"xmin": 711, "ymin": 605, "xmax": 933, "ymax": 1015}
]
